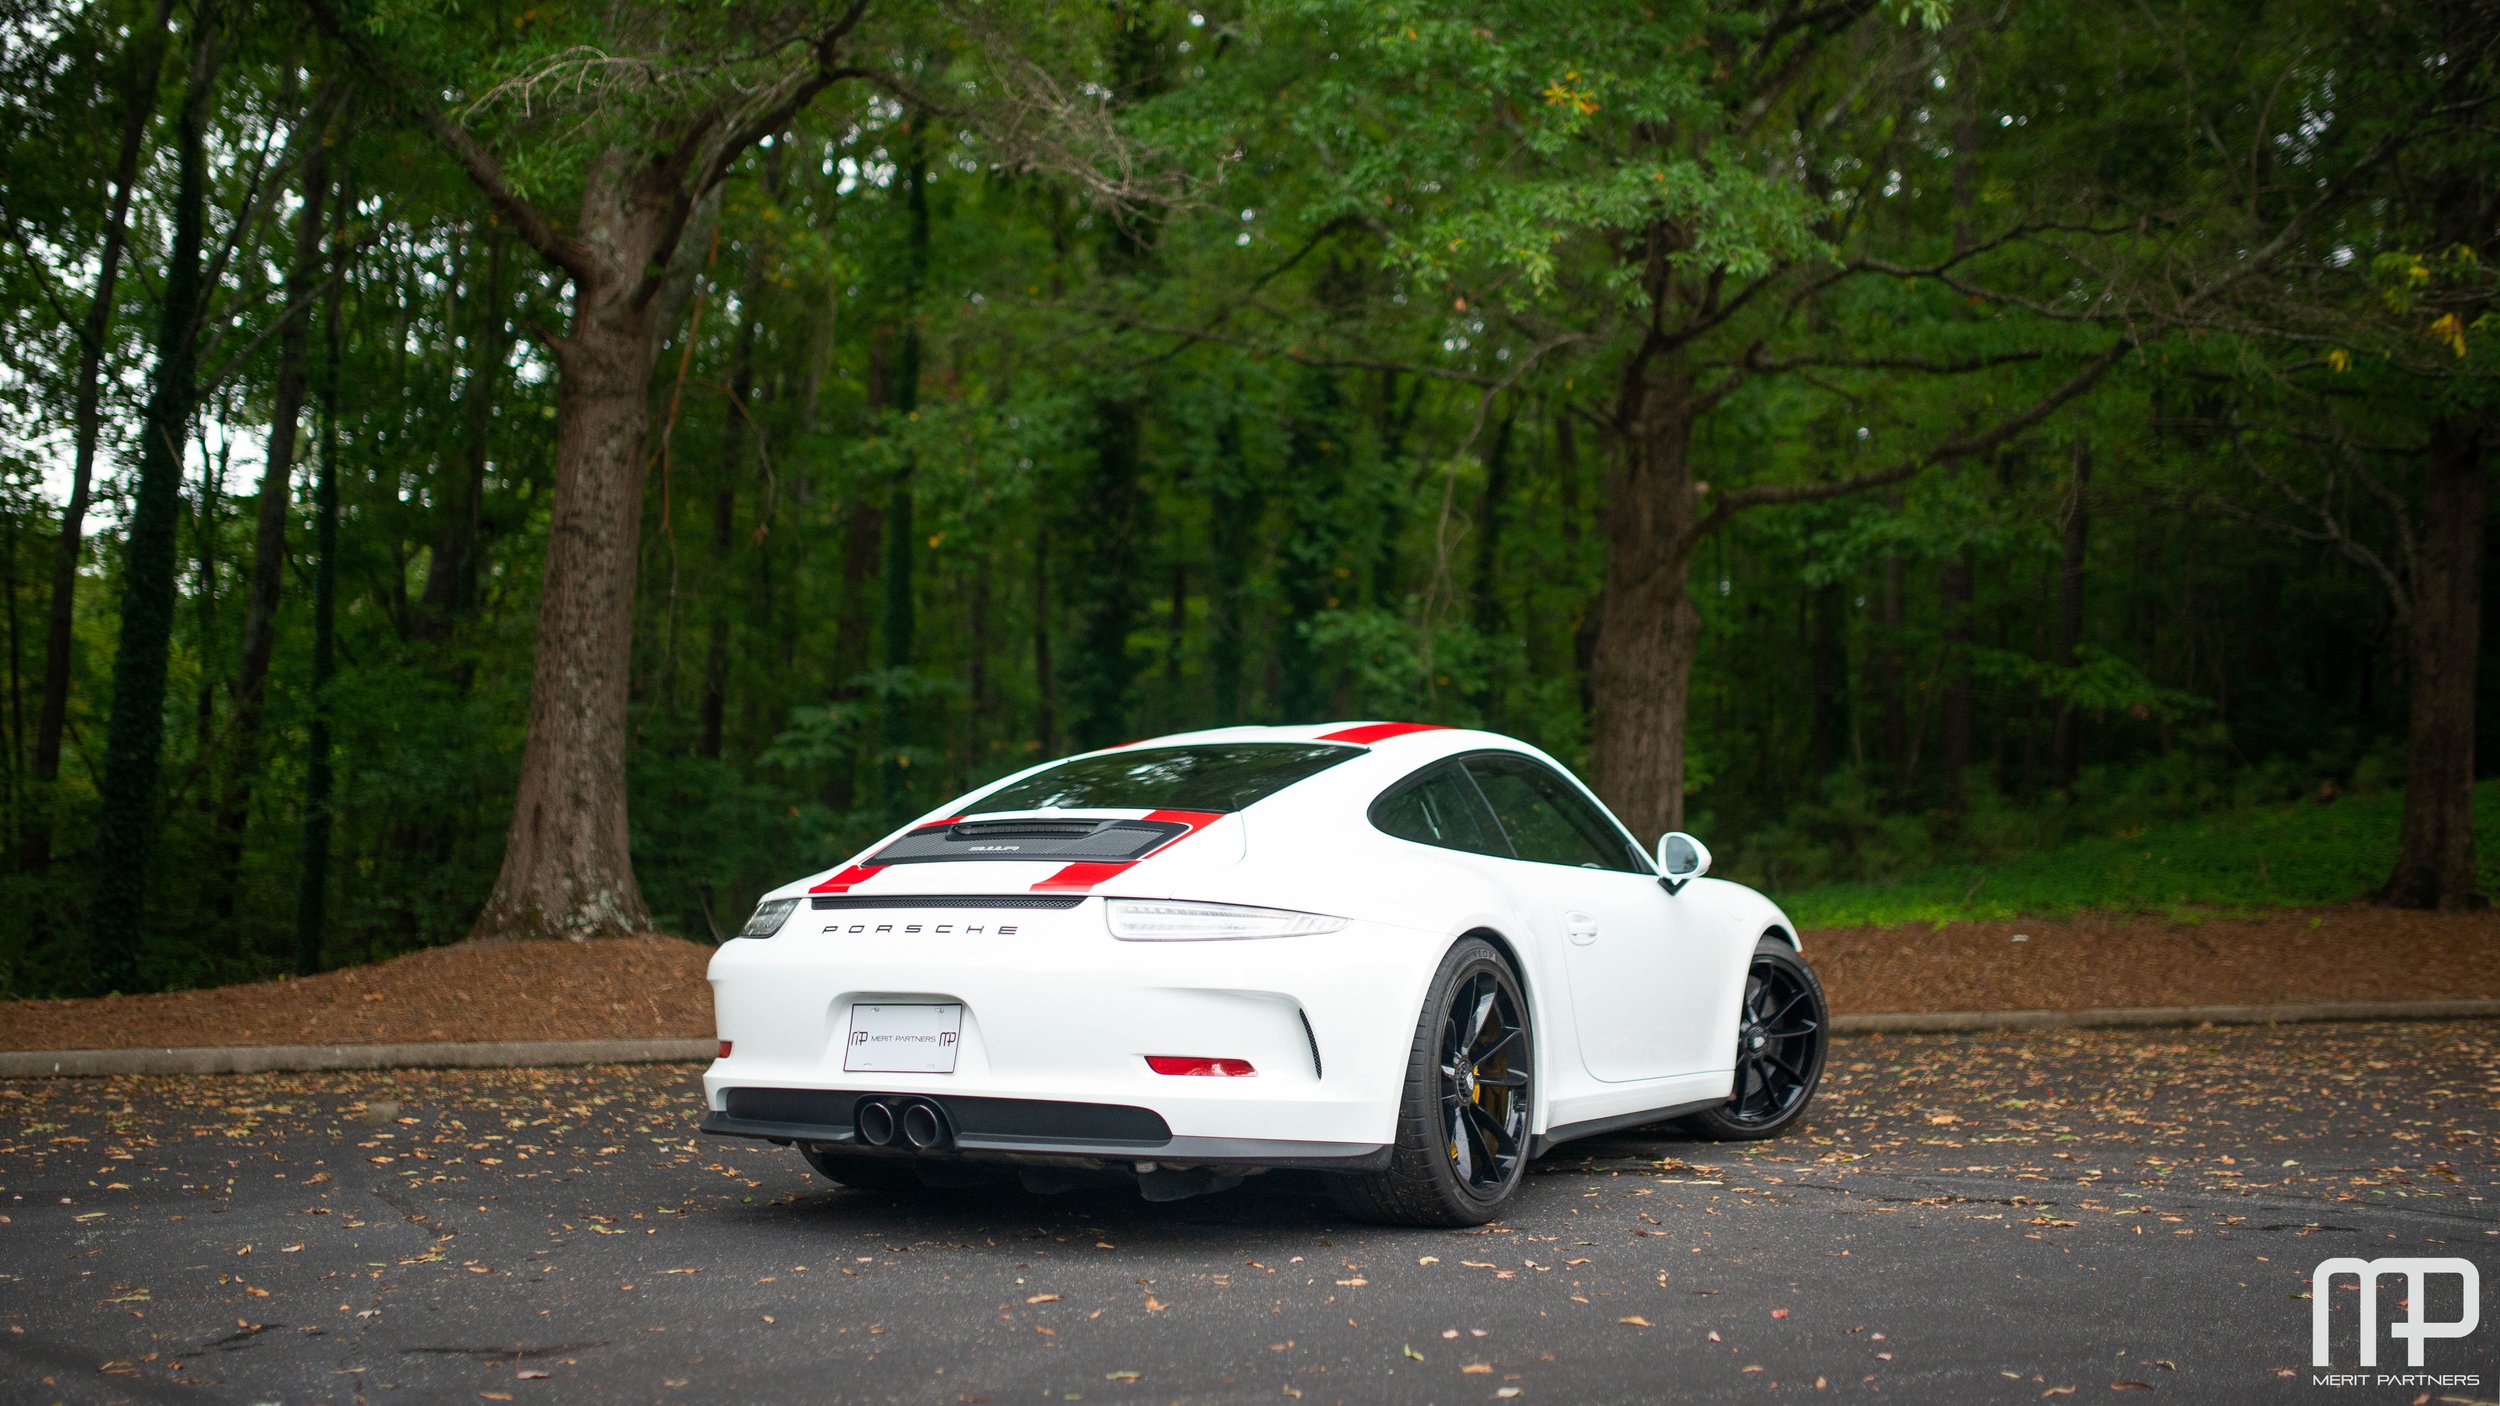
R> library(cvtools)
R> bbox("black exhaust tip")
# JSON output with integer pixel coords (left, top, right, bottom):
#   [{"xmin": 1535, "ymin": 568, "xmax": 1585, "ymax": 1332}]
[
  {"xmin": 901, "ymin": 1100, "xmax": 946, "ymax": 1149},
  {"xmin": 856, "ymin": 1099, "xmax": 897, "ymax": 1146}
]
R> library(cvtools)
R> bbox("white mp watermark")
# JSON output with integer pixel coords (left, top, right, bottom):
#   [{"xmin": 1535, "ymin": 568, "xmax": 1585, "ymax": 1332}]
[{"xmin": 2309, "ymin": 1256, "xmax": 2482, "ymax": 1390}]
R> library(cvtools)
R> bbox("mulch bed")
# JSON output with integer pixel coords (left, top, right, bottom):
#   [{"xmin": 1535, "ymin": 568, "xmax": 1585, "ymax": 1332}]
[
  {"xmin": 0, "ymin": 903, "xmax": 2493, "ymax": 1053},
  {"xmin": 1809, "ymin": 903, "xmax": 2500, "ymax": 1014},
  {"xmin": 0, "ymin": 936, "xmax": 713, "ymax": 1053}
]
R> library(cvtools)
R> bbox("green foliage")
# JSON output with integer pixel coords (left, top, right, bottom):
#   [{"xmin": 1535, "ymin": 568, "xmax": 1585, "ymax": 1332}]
[
  {"xmin": 1772, "ymin": 781, "xmax": 2500, "ymax": 929},
  {"xmin": 0, "ymin": 0, "xmax": 2489, "ymax": 993}
]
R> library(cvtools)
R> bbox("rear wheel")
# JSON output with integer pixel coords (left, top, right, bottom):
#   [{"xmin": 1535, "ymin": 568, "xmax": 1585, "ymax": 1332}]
[
  {"xmin": 800, "ymin": 1145, "xmax": 922, "ymax": 1192},
  {"xmin": 1678, "ymin": 937, "xmax": 1827, "ymax": 1141},
  {"xmin": 1331, "ymin": 938, "xmax": 1533, "ymax": 1227}
]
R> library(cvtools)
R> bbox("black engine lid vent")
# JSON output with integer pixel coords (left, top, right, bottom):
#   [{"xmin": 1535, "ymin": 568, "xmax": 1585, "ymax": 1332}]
[{"xmin": 867, "ymin": 817, "xmax": 1193, "ymax": 866}]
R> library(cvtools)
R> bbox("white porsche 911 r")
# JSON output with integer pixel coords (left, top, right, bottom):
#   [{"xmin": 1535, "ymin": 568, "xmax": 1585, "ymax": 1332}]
[{"xmin": 701, "ymin": 722, "xmax": 1827, "ymax": 1226}]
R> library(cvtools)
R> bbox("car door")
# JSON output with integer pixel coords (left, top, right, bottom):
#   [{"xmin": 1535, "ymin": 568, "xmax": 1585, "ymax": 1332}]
[{"xmin": 1461, "ymin": 754, "xmax": 1721, "ymax": 1084}]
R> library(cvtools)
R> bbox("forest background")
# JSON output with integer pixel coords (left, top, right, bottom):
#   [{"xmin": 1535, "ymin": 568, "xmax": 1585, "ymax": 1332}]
[{"xmin": 0, "ymin": 0, "xmax": 2492, "ymax": 997}]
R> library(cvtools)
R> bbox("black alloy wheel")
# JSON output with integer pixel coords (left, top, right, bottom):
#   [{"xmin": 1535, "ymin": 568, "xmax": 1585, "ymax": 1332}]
[
  {"xmin": 1681, "ymin": 937, "xmax": 1828, "ymax": 1141},
  {"xmin": 1332, "ymin": 938, "xmax": 1535, "ymax": 1226},
  {"xmin": 1440, "ymin": 968, "xmax": 1532, "ymax": 1194}
]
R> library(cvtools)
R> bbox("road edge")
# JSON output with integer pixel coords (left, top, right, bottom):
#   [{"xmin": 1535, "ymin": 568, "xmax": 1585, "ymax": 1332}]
[
  {"xmin": 3, "ymin": 999, "xmax": 2497, "ymax": 1077},
  {"xmin": 0, "ymin": 1037, "xmax": 716, "ymax": 1079},
  {"xmin": 1832, "ymin": 997, "xmax": 2500, "ymax": 1033}
]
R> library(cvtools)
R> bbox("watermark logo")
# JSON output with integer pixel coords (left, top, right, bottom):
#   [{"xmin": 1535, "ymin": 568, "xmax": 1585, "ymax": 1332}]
[{"xmin": 2311, "ymin": 1256, "xmax": 2479, "ymax": 1375}]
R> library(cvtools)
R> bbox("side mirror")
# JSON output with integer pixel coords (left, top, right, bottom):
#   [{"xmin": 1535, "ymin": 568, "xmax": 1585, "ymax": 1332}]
[{"xmin": 1655, "ymin": 831, "xmax": 1711, "ymax": 894}]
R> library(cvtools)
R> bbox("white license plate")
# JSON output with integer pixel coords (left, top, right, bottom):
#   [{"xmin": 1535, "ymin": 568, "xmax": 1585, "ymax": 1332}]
[{"xmin": 843, "ymin": 1003, "xmax": 964, "ymax": 1074}]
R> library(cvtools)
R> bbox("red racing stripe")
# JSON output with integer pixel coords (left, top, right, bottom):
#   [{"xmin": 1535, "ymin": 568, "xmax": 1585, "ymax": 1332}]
[
  {"xmin": 1030, "ymin": 808, "xmax": 1224, "ymax": 894},
  {"xmin": 1031, "ymin": 861, "xmax": 1132, "ymax": 893},
  {"xmin": 1318, "ymin": 721, "xmax": 1452, "ymax": 744},
  {"xmin": 808, "ymin": 863, "xmax": 884, "ymax": 894}
]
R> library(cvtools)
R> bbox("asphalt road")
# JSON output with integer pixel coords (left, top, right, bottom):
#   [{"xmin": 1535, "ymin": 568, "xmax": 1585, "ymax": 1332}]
[{"xmin": 2, "ymin": 1022, "xmax": 2493, "ymax": 1404}]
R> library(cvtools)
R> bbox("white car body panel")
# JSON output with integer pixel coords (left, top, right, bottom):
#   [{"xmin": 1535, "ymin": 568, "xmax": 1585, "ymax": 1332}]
[{"xmin": 702, "ymin": 723, "xmax": 1801, "ymax": 1167}]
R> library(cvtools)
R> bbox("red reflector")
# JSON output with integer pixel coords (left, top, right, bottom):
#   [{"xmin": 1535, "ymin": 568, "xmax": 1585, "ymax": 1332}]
[
  {"xmin": 717, "ymin": 1040, "xmax": 733, "ymax": 1059},
  {"xmin": 1146, "ymin": 1056, "xmax": 1255, "ymax": 1077}
]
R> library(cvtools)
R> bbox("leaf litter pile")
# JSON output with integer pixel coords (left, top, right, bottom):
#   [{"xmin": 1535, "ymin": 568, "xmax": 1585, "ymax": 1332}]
[{"xmin": 3, "ymin": 903, "xmax": 2496, "ymax": 1054}]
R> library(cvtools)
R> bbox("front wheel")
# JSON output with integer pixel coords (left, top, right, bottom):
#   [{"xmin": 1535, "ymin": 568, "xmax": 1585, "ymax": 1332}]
[
  {"xmin": 1678, "ymin": 937, "xmax": 1827, "ymax": 1141},
  {"xmin": 1330, "ymin": 938, "xmax": 1534, "ymax": 1227}
]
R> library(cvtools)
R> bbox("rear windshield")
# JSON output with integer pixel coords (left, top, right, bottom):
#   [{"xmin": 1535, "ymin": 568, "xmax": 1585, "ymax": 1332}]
[{"xmin": 968, "ymin": 743, "xmax": 1360, "ymax": 815}]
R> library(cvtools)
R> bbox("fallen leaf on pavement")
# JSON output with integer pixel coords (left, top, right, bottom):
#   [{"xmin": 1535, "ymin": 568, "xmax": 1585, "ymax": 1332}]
[{"xmin": 1619, "ymin": 1317, "xmax": 1652, "ymax": 1328}]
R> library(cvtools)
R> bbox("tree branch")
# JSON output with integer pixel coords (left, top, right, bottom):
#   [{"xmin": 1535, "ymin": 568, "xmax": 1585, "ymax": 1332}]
[
  {"xmin": 1690, "ymin": 335, "xmax": 2133, "ymax": 540},
  {"xmin": 304, "ymin": 0, "xmax": 597, "ymax": 285}
]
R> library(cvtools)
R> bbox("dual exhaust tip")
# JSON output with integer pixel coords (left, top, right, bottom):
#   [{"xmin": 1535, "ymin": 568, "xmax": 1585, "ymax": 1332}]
[{"xmin": 855, "ymin": 1097, "xmax": 949, "ymax": 1151}]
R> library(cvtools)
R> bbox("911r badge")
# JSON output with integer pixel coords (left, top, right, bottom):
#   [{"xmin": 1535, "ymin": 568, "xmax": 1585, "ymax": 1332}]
[{"xmin": 844, "ymin": 1003, "xmax": 964, "ymax": 1074}]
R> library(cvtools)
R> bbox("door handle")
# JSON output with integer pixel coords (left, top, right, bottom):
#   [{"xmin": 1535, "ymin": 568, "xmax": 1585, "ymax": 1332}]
[{"xmin": 1565, "ymin": 911, "xmax": 1599, "ymax": 946}]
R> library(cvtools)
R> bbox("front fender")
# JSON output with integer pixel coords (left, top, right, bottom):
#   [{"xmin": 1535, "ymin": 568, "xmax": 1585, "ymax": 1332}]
[{"xmin": 1678, "ymin": 877, "xmax": 1804, "ymax": 952}]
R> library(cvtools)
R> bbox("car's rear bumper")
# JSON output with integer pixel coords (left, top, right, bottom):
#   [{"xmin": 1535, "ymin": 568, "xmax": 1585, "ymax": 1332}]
[
  {"xmin": 698, "ymin": 1095, "xmax": 1392, "ymax": 1172},
  {"xmin": 699, "ymin": 898, "xmax": 1443, "ymax": 1160}
]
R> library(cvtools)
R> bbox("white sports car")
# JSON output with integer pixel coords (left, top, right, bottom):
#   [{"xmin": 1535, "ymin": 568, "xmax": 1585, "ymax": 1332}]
[{"xmin": 701, "ymin": 723, "xmax": 1827, "ymax": 1225}]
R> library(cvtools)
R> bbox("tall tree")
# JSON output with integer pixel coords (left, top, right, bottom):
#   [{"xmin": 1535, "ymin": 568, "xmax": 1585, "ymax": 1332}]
[
  {"xmin": 314, "ymin": 0, "xmax": 890, "ymax": 940},
  {"xmin": 292, "ymin": 207, "xmax": 347, "ymax": 976},
  {"xmin": 85, "ymin": 10, "xmax": 221, "ymax": 991},
  {"xmin": 1147, "ymin": 1, "xmax": 2150, "ymax": 837},
  {"xmin": 25, "ymin": 0, "xmax": 174, "ymax": 882},
  {"xmin": 213, "ymin": 91, "xmax": 334, "ymax": 925}
]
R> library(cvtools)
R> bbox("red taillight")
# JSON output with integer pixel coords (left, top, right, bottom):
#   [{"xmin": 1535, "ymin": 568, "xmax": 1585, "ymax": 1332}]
[
  {"xmin": 717, "ymin": 1040, "xmax": 733, "ymax": 1059},
  {"xmin": 1146, "ymin": 1055, "xmax": 1255, "ymax": 1077}
]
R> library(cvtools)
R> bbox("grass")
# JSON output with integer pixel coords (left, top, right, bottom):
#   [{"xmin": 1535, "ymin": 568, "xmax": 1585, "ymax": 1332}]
[{"xmin": 1769, "ymin": 780, "xmax": 2500, "ymax": 929}]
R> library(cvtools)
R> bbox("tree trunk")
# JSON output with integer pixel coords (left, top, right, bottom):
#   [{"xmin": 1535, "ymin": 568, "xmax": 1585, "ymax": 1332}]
[
  {"xmin": 1807, "ymin": 578, "xmax": 1850, "ymax": 778},
  {"xmin": 1469, "ymin": 407, "xmax": 1516, "ymax": 718},
  {"xmin": 26, "ymin": 0, "xmax": 174, "ymax": 881},
  {"xmin": 882, "ymin": 123, "xmax": 929, "ymax": 685},
  {"xmin": 1874, "ymin": 541, "xmax": 1910, "ymax": 792},
  {"xmin": 1206, "ymin": 412, "xmax": 1254, "ymax": 725},
  {"xmin": 1276, "ymin": 369, "xmax": 1344, "ymax": 722},
  {"xmin": 470, "ymin": 240, "xmax": 663, "ymax": 942},
  {"xmin": 419, "ymin": 228, "xmax": 508, "ymax": 630},
  {"xmin": 1068, "ymin": 396, "xmax": 1148, "ymax": 746},
  {"xmin": 2382, "ymin": 415, "xmax": 2489, "ymax": 910},
  {"xmin": 700, "ymin": 234, "xmax": 766, "ymax": 762},
  {"xmin": 213, "ymin": 128, "xmax": 330, "ymax": 926},
  {"xmin": 2049, "ymin": 437, "xmax": 2092, "ymax": 787},
  {"xmin": 1589, "ymin": 340, "xmax": 1703, "ymax": 842},
  {"xmin": 1033, "ymin": 521, "xmax": 1059, "ymax": 752},
  {"xmin": 1938, "ymin": 548, "xmax": 1977, "ymax": 796},
  {"xmin": 293, "ymin": 227, "xmax": 347, "ymax": 977},
  {"xmin": 85, "ymin": 19, "xmax": 219, "ymax": 993}
]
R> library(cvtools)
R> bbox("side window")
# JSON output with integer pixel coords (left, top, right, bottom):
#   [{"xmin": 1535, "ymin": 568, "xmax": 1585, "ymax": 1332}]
[
  {"xmin": 1464, "ymin": 755, "xmax": 1646, "ymax": 873},
  {"xmin": 1371, "ymin": 764, "xmax": 1511, "ymax": 858}
]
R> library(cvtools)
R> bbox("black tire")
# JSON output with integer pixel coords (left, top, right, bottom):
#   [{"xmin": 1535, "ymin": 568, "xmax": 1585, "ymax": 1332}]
[
  {"xmin": 1678, "ymin": 936, "xmax": 1827, "ymax": 1141},
  {"xmin": 799, "ymin": 1144, "xmax": 923, "ymax": 1193},
  {"xmin": 1330, "ymin": 937, "xmax": 1534, "ymax": 1227}
]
